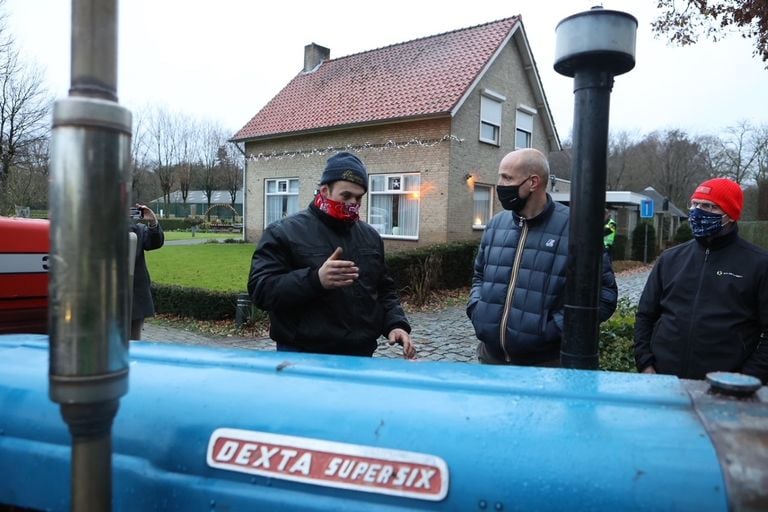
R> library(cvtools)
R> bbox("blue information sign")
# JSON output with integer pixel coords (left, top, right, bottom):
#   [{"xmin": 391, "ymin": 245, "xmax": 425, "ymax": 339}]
[{"xmin": 640, "ymin": 199, "xmax": 654, "ymax": 218}]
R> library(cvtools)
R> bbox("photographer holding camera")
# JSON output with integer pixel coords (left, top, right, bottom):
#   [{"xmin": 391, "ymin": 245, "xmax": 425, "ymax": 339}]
[{"xmin": 130, "ymin": 203, "xmax": 164, "ymax": 340}]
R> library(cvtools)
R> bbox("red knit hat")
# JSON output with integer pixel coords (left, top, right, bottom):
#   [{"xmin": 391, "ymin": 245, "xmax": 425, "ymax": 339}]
[{"xmin": 690, "ymin": 178, "xmax": 743, "ymax": 221}]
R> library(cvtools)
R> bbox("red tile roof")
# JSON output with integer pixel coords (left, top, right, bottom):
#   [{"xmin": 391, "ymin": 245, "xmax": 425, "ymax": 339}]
[{"xmin": 233, "ymin": 16, "xmax": 521, "ymax": 141}]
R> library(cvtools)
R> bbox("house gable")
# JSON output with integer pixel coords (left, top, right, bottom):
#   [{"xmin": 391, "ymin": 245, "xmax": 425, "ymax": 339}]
[
  {"xmin": 233, "ymin": 17, "xmax": 524, "ymax": 142},
  {"xmin": 238, "ymin": 16, "xmax": 562, "ymax": 250}
]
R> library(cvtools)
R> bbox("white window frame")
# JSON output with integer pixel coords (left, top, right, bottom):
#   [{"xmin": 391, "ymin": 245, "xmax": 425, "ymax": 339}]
[
  {"xmin": 367, "ymin": 173, "xmax": 421, "ymax": 240},
  {"xmin": 264, "ymin": 178, "xmax": 299, "ymax": 227},
  {"xmin": 479, "ymin": 89, "xmax": 505, "ymax": 146},
  {"xmin": 515, "ymin": 105, "xmax": 536, "ymax": 150},
  {"xmin": 472, "ymin": 183, "xmax": 493, "ymax": 229}
]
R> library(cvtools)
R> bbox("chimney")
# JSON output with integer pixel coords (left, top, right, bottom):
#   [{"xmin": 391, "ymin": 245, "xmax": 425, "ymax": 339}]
[{"xmin": 304, "ymin": 43, "xmax": 330, "ymax": 72}]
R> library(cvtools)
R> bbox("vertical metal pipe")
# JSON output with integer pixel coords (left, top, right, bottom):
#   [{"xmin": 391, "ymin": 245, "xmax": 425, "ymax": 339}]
[
  {"xmin": 561, "ymin": 69, "xmax": 613, "ymax": 369},
  {"xmin": 554, "ymin": 7, "xmax": 636, "ymax": 370},
  {"xmin": 49, "ymin": 1, "xmax": 131, "ymax": 510},
  {"xmin": 70, "ymin": 0, "xmax": 118, "ymax": 101}
]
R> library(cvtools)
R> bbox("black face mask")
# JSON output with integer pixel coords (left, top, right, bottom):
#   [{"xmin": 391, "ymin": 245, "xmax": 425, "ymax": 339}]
[{"xmin": 497, "ymin": 176, "xmax": 532, "ymax": 213}]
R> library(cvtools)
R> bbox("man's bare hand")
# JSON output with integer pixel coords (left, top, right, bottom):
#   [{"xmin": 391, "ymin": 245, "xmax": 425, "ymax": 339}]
[
  {"xmin": 318, "ymin": 247, "xmax": 359, "ymax": 289},
  {"xmin": 642, "ymin": 366, "xmax": 656, "ymax": 374},
  {"xmin": 388, "ymin": 328, "xmax": 415, "ymax": 359}
]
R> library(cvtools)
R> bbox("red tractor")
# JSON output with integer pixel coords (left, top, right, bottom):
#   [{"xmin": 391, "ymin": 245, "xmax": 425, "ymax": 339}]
[{"xmin": 0, "ymin": 216, "xmax": 49, "ymax": 334}]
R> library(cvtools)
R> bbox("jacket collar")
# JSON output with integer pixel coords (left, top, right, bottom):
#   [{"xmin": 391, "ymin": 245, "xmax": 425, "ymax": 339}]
[
  {"xmin": 511, "ymin": 194, "xmax": 555, "ymax": 226},
  {"xmin": 309, "ymin": 199, "xmax": 354, "ymax": 233},
  {"xmin": 695, "ymin": 222, "xmax": 738, "ymax": 250}
]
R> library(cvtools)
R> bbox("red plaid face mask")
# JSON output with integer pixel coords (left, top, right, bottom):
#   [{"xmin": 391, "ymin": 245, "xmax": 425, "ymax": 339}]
[{"xmin": 314, "ymin": 193, "xmax": 360, "ymax": 223}]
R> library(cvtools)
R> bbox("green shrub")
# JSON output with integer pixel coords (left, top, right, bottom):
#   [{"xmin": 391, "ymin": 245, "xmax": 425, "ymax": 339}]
[
  {"xmin": 613, "ymin": 234, "xmax": 627, "ymax": 261},
  {"xmin": 387, "ymin": 242, "xmax": 477, "ymax": 292},
  {"xmin": 631, "ymin": 221, "xmax": 656, "ymax": 262},
  {"xmin": 599, "ymin": 297, "xmax": 637, "ymax": 372},
  {"xmin": 674, "ymin": 221, "xmax": 692, "ymax": 244}
]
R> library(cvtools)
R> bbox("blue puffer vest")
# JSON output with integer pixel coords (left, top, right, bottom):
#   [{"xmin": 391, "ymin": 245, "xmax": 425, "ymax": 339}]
[{"xmin": 468, "ymin": 197, "xmax": 571, "ymax": 363}]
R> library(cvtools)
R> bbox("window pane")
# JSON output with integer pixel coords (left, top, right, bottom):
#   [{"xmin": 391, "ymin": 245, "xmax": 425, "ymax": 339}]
[
  {"xmin": 481, "ymin": 122, "xmax": 498, "ymax": 143},
  {"xmin": 481, "ymin": 96, "xmax": 502, "ymax": 125},
  {"xmin": 403, "ymin": 174, "xmax": 420, "ymax": 191},
  {"xmin": 473, "ymin": 185, "xmax": 491, "ymax": 227},
  {"xmin": 516, "ymin": 110, "xmax": 533, "ymax": 131},
  {"xmin": 369, "ymin": 195, "xmax": 393, "ymax": 235},
  {"xmin": 398, "ymin": 194, "xmax": 419, "ymax": 236},
  {"xmin": 370, "ymin": 175, "xmax": 385, "ymax": 192},
  {"xmin": 265, "ymin": 178, "xmax": 300, "ymax": 228},
  {"xmin": 369, "ymin": 173, "xmax": 420, "ymax": 237},
  {"xmin": 516, "ymin": 129, "xmax": 531, "ymax": 149}
]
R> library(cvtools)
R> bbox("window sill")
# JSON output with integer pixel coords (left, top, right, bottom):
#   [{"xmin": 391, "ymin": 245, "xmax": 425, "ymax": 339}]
[{"xmin": 380, "ymin": 235, "xmax": 419, "ymax": 241}]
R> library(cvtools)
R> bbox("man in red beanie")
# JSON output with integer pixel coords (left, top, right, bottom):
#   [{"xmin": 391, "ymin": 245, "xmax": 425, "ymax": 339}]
[
  {"xmin": 634, "ymin": 177, "xmax": 768, "ymax": 383},
  {"xmin": 248, "ymin": 152, "xmax": 415, "ymax": 359}
]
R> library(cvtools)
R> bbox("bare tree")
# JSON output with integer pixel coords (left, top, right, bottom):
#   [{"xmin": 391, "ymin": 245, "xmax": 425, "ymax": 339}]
[
  {"xmin": 0, "ymin": 40, "xmax": 52, "ymax": 212},
  {"xmin": 175, "ymin": 115, "xmax": 200, "ymax": 215},
  {"xmin": 606, "ymin": 130, "xmax": 642, "ymax": 190},
  {"xmin": 219, "ymin": 142, "xmax": 243, "ymax": 210},
  {"xmin": 637, "ymin": 130, "xmax": 712, "ymax": 207},
  {"xmin": 710, "ymin": 120, "xmax": 762, "ymax": 184},
  {"xmin": 146, "ymin": 105, "xmax": 181, "ymax": 210},
  {"xmin": 653, "ymin": 0, "xmax": 768, "ymax": 66},
  {"xmin": 753, "ymin": 124, "xmax": 768, "ymax": 220},
  {"xmin": 198, "ymin": 121, "xmax": 228, "ymax": 220}
]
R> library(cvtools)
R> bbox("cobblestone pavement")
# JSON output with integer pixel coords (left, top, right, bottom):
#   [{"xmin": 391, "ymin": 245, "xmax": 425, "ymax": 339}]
[{"xmin": 142, "ymin": 267, "xmax": 652, "ymax": 363}]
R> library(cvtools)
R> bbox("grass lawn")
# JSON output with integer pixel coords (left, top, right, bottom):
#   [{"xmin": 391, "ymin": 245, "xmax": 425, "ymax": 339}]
[
  {"xmin": 146, "ymin": 243, "xmax": 254, "ymax": 292},
  {"xmin": 163, "ymin": 231, "xmax": 242, "ymax": 241}
]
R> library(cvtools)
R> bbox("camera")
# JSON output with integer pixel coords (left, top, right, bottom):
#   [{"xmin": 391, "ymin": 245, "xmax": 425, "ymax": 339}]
[{"xmin": 129, "ymin": 206, "xmax": 143, "ymax": 220}]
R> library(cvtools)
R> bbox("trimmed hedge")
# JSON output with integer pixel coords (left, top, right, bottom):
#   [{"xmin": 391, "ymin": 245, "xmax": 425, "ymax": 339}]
[
  {"xmin": 741, "ymin": 221, "xmax": 768, "ymax": 250},
  {"xmin": 155, "ymin": 217, "xmax": 205, "ymax": 231},
  {"xmin": 152, "ymin": 242, "xmax": 478, "ymax": 320},
  {"xmin": 387, "ymin": 242, "xmax": 478, "ymax": 292},
  {"xmin": 151, "ymin": 283, "xmax": 266, "ymax": 322}
]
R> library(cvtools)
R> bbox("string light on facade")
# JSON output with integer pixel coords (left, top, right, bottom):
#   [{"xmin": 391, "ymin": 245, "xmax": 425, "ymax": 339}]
[{"xmin": 245, "ymin": 135, "xmax": 464, "ymax": 162}]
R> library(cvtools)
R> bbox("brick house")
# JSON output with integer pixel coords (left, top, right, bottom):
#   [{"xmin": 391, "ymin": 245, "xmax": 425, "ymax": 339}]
[{"xmin": 232, "ymin": 16, "xmax": 561, "ymax": 250}]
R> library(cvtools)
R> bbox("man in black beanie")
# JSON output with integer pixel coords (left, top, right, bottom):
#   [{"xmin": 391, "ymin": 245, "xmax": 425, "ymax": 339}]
[{"xmin": 248, "ymin": 152, "xmax": 415, "ymax": 358}]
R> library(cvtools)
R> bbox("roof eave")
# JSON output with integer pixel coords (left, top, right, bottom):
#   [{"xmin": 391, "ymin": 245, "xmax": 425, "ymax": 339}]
[{"xmin": 232, "ymin": 112, "xmax": 452, "ymax": 145}]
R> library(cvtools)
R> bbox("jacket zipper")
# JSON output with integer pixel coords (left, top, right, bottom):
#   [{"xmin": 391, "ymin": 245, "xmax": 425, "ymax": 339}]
[
  {"xmin": 681, "ymin": 247, "xmax": 709, "ymax": 376},
  {"xmin": 499, "ymin": 217, "xmax": 528, "ymax": 362}
]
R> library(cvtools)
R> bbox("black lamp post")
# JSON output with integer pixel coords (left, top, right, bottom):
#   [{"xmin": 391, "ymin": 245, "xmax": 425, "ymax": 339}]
[{"xmin": 555, "ymin": 7, "xmax": 637, "ymax": 369}]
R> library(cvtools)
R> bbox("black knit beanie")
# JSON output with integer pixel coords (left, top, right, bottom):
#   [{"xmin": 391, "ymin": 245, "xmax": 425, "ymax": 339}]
[{"xmin": 320, "ymin": 152, "xmax": 368, "ymax": 191}]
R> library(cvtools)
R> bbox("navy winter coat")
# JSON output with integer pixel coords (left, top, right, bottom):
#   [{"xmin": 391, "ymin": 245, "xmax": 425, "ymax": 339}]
[{"xmin": 467, "ymin": 196, "xmax": 618, "ymax": 364}]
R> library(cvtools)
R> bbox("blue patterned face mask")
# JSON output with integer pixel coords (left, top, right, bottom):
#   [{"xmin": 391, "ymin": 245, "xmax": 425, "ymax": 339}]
[{"xmin": 688, "ymin": 207, "xmax": 724, "ymax": 238}]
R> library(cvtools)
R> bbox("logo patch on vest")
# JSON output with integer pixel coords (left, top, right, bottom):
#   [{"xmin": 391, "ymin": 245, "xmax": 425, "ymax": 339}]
[
  {"xmin": 545, "ymin": 238, "xmax": 556, "ymax": 248},
  {"xmin": 716, "ymin": 270, "xmax": 743, "ymax": 278},
  {"xmin": 207, "ymin": 428, "xmax": 449, "ymax": 501}
]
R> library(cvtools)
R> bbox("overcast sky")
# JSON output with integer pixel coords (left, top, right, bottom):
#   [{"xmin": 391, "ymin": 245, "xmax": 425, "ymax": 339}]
[{"xmin": 6, "ymin": 0, "xmax": 768, "ymax": 141}]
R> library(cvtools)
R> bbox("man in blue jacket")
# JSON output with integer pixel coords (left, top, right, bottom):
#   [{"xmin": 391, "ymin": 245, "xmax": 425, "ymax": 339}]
[
  {"xmin": 467, "ymin": 148, "xmax": 618, "ymax": 366},
  {"xmin": 634, "ymin": 177, "xmax": 768, "ymax": 382}
]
